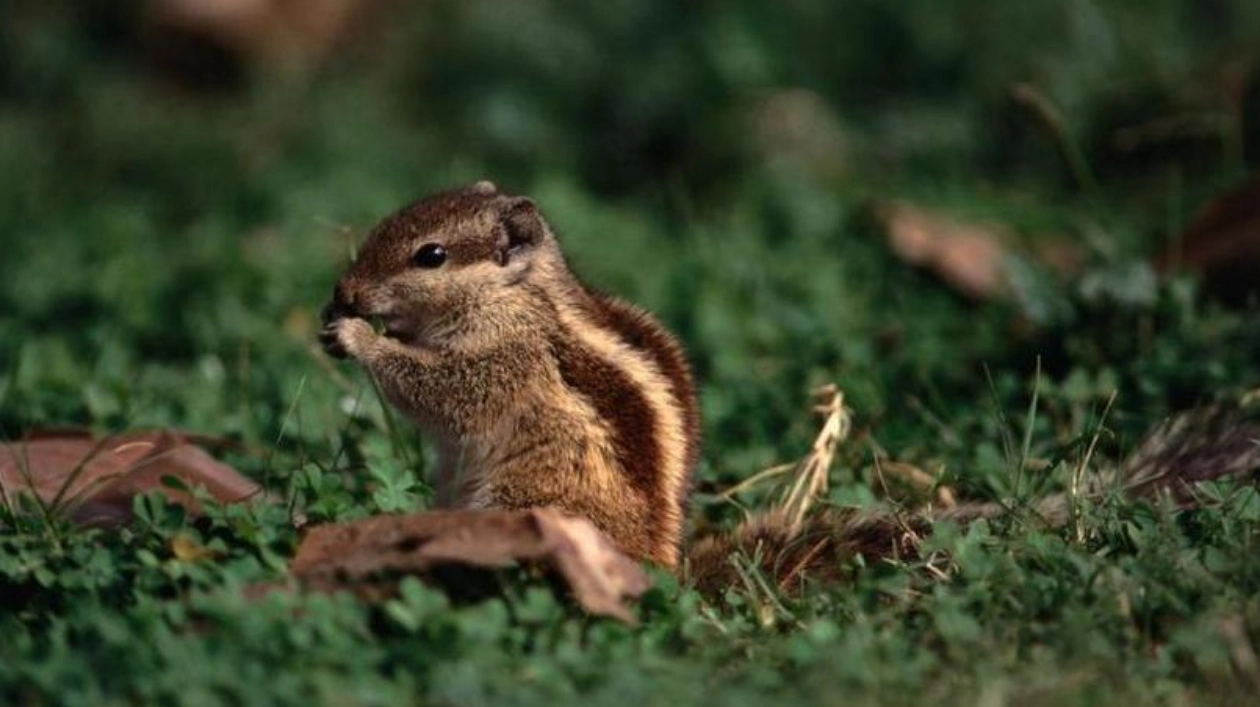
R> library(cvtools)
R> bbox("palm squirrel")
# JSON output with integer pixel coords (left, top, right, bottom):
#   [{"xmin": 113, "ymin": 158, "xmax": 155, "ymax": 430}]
[
  {"xmin": 316, "ymin": 182, "xmax": 1260, "ymax": 588},
  {"xmin": 320, "ymin": 181, "xmax": 701, "ymax": 569}
]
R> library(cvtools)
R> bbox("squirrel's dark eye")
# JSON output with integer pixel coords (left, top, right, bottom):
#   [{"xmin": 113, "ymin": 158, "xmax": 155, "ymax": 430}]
[{"xmin": 412, "ymin": 243, "xmax": 447, "ymax": 269}]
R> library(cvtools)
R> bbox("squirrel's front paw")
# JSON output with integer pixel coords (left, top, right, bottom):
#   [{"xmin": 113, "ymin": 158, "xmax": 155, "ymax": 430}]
[{"xmin": 320, "ymin": 317, "xmax": 376, "ymax": 360}]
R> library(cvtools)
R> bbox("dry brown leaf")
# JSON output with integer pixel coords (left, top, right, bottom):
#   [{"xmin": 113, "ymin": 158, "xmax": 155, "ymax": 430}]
[
  {"xmin": 877, "ymin": 201, "xmax": 1087, "ymax": 302},
  {"xmin": 1157, "ymin": 175, "xmax": 1260, "ymax": 305},
  {"xmin": 878, "ymin": 201, "xmax": 1014, "ymax": 300},
  {"xmin": 0, "ymin": 430, "xmax": 263, "ymax": 527},
  {"xmin": 146, "ymin": 0, "xmax": 380, "ymax": 79},
  {"xmin": 288, "ymin": 508, "xmax": 651, "ymax": 623}
]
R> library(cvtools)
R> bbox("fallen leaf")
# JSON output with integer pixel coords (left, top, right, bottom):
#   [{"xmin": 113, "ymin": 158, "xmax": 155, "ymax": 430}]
[
  {"xmin": 877, "ymin": 201, "xmax": 1014, "ymax": 300},
  {"xmin": 1157, "ymin": 175, "xmax": 1260, "ymax": 305},
  {"xmin": 145, "ymin": 0, "xmax": 380, "ymax": 83},
  {"xmin": 286, "ymin": 508, "xmax": 652, "ymax": 623},
  {"xmin": 876, "ymin": 201, "xmax": 1086, "ymax": 303},
  {"xmin": 0, "ymin": 430, "xmax": 263, "ymax": 527}
]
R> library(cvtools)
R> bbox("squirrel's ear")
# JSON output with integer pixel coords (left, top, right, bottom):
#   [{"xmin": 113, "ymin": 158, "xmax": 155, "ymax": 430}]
[{"xmin": 497, "ymin": 197, "xmax": 543, "ymax": 265}]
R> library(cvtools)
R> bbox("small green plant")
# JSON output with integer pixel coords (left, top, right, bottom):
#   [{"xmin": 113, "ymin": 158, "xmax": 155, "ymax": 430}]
[{"xmin": 366, "ymin": 459, "xmax": 424, "ymax": 514}]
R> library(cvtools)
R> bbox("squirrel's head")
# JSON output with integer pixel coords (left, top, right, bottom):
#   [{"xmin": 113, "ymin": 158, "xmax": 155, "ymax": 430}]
[{"xmin": 323, "ymin": 181, "xmax": 560, "ymax": 344}]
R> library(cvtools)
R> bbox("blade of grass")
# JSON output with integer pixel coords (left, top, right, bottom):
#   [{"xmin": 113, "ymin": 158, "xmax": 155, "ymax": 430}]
[
  {"xmin": 1018, "ymin": 356, "xmax": 1043, "ymax": 498},
  {"xmin": 1069, "ymin": 390, "xmax": 1117, "ymax": 544}
]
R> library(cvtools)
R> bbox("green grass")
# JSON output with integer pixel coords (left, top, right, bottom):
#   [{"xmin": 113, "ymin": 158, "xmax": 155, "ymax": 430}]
[{"xmin": 3, "ymin": 1, "xmax": 1260, "ymax": 704}]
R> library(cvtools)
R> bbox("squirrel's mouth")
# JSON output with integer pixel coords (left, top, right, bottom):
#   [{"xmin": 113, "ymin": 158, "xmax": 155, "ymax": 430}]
[{"xmin": 373, "ymin": 315, "xmax": 412, "ymax": 344}]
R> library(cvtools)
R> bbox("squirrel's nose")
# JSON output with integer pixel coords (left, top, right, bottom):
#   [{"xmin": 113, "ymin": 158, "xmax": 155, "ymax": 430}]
[{"xmin": 321, "ymin": 283, "xmax": 359, "ymax": 324}]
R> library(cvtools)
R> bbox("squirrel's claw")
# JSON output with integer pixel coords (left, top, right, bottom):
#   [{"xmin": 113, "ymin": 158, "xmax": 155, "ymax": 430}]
[{"xmin": 319, "ymin": 321, "xmax": 350, "ymax": 359}]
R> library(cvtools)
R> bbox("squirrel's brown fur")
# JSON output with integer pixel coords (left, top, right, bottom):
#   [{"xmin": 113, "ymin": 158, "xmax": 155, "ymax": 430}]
[{"xmin": 321, "ymin": 181, "xmax": 699, "ymax": 568}]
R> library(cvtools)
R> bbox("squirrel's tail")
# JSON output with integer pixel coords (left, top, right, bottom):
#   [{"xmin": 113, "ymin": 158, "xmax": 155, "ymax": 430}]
[
  {"xmin": 686, "ymin": 404, "xmax": 1260, "ymax": 596},
  {"xmin": 1112, "ymin": 406, "xmax": 1260, "ymax": 500}
]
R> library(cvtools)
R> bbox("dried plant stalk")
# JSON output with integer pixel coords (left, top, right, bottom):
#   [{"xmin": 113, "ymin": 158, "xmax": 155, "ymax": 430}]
[{"xmin": 778, "ymin": 384, "xmax": 851, "ymax": 533}]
